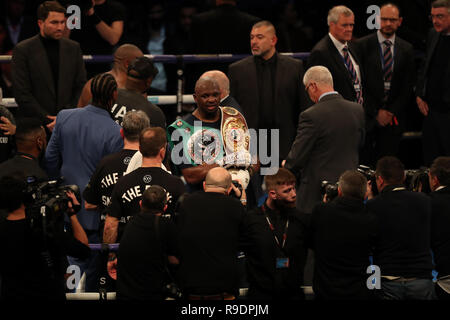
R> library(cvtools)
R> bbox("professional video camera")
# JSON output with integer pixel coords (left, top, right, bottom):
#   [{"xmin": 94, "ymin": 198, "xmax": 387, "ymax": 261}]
[
  {"xmin": 405, "ymin": 168, "xmax": 430, "ymax": 193},
  {"xmin": 24, "ymin": 177, "xmax": 80, "ymax": 236},
  {"xmin": 320, "ymin": 180, "xmax": 339, "ymax": 202},
  {"xmin": 357, "ymin": 165, "xmax": 379, "ymax": 196}
]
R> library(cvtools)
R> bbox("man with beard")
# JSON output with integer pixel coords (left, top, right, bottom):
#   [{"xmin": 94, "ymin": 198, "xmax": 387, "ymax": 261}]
[
  {"xmin": 355, "ymin": 3, "xmax": 415, "ymax": 165},
  {"xmin": 240, "ymin": 168, "xmax": 308, "ymax": 300},
  {"xmin": 0, "ymin": 118, "xmax": 47, "ymax": 181},
  {"xmin": 12, "ymin": 1, "xmax": 86, "ymax": 132}
]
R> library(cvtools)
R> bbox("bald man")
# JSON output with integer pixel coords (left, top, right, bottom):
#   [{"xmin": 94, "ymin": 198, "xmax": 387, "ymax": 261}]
[
  {"xmin": 168, "ymin": 76, "xmax": 255, "ymax": 193},
  {"xmin": 228, "ymin": 20, "xmax": 307, "ymax": 160},
  {"xmin": 177, "ymin": 166, "xmax": 247, "ymax": 299},
  {"xmin": 201, "ymin": 70, "xmax": 243, "ymax": 113},
  {"xmin": 77, "ymin": 44, "xmax": 143, "ymax": 107}
]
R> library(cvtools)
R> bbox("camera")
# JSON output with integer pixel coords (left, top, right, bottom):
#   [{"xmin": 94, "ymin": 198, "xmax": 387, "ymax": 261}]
[
  {"xmin": 405, "ymin": 168, "xmax": 430, "ymax": 193},
  {"xmin": 357, "ymin": 165, "xmax": 378, "ymax": 196},
  {"xmin": 320, "ymin": 180, "xmax": 339, "ymax": 202},
  {"xmin": 24, "ymin": 177, "xmax": 80, "ymax": 235}
]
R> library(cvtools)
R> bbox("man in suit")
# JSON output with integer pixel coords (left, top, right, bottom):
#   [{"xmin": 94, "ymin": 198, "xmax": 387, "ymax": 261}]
[
  {"xmin": 307, "ymin": 5, "xmax": 363, "ymax": 106},
  {"xmin": 416, "ymin": 0, "xmax": 450, "ymax": 166},
  {"xmin": 283, "ymin": 66, "xmax": 365, "ymax": 215},
  {"xmin": 356, "ymin": 3, "xmax": 415, "ymax": 166},
  {"xmin": 309, "ymin": 170, "xmax": 376, "ymax": 300},
  {"xmin": 428, "ymin": 156, "xmax": 450, "ymax": 300},
  {"xmin": 366, "ymin": 156, "xmax": 434, "ymax": 300},
  {"xmin": 1, "ymin": 0, "xmax": 37, "ymax": 51},
  {"xmin": 11, "ymin": 1, "xmax": 86, "ymax": 132},
  {"xmin": 228, "ymin": 20, "xmax": 307, "ymax": 161}
]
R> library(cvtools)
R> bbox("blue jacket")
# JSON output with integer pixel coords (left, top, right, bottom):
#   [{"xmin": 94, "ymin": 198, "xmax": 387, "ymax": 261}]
[{"xmin": 45, "ymin": 105, "xmax": 123, "ymax": 230}]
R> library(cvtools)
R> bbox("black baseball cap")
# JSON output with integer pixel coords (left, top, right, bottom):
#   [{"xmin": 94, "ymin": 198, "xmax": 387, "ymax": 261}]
[{"xmin": 127, "ymin": 56, "xmax": 159, "ymax": 80}]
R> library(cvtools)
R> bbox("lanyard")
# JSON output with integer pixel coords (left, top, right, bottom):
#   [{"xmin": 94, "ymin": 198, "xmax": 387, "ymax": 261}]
[{"xmin": 261, "ymin": 204, "xmax": 289, "ymax": 249}]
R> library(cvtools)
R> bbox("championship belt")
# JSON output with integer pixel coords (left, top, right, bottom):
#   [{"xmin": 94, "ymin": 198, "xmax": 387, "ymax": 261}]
[
  {"xmin": 220, "ymin": 106, "xmax": 252, "ymax": 189},
  {"xmin": 167, "ymin": 118, "xmax": 224, "ymax": 166}
]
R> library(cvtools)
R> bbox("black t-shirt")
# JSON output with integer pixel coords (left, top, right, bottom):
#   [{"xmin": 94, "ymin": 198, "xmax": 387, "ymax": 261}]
[
  {"xmin": 117, "ymin": 212, "xmax": 177, "ymax": 300},
  {"xmin": 111, "ymin": 89, "xmax": 166, "ymax": 128},
  {"xmin": 70, "ymin": 0, "xmax": 126, "ymax": 55},
  {"xmin": 0, "ymin": 153, "xmax": 48, "ymax": 181},
  {"xmin": 109, "ymin": 167, "xmax": 185, "ymax": 237},
  {"xmin": 83, "ymin": 149, "xmax": 137, "ymax": 214},
  {"xmin": 241, "ymin": 203, "xmax": 308, "ymax": 299},
  {"xmin": 177, "ymin": 191, "xmax": 246, "ymax": 295},
  {"xmin": 0, "ymin": 218, "xmax": 90, "ymax": 300}
]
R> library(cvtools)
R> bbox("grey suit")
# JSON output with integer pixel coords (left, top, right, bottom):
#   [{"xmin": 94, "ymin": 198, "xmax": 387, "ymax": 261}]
[
  {"xmin": 284, "ymin": 93, "xmax": 365, "ymax": 214},
  {"xmin": 12, "ymin": 34, "xmax": 86, "ymax": 122}
]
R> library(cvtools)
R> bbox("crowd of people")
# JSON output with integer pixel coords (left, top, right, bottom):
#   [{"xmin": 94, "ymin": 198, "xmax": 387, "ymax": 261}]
[{"xmin": 0, "ymin": 0, "xmax": 449, "ymax": 302}]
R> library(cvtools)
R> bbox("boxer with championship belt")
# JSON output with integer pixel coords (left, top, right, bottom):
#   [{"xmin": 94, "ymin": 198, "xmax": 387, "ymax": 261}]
[{"xmin": 167, "ymin": 76, "xmax": 256, "ymax": 192}]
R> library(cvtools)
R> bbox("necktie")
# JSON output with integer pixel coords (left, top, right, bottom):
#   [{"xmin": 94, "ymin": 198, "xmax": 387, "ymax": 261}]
[
  {"xmin": 383, "ymin": 40, "xmax": 393, "ymax": 101},
  {"xmin": 342, "ymin": 46, "xmax": 363, "ymax": 105}
]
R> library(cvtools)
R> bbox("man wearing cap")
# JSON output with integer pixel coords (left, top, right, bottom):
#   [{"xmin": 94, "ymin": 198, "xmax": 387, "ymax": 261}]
[{"xmin": 111, "ymin": 56, "xmax": 166, "ymax": 128}]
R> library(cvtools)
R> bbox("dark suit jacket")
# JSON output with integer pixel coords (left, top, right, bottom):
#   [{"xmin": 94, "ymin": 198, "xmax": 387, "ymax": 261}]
[
  {"xmin": 284, "ymin": 93, "xmax": 365, "ymax": 214},
  {"xmin": 310, "ymin": 197, "xmax": 376, "ymax": 300},
  {"xmin": 355, "ymin": 32, "xmax": 415, "ymax": 131},
  {"xmin": 228, "ymin": 53, "xmax": 307, "ymax": 159},
  {"xmin": 307, "ymin": 35, "xmax": 363, "ymax": 104},
  {"xmin": 12, "ymin": 34, "xmax": 86, "ymax": 122},
  {"xmin": 366, "ymin": 185, "xmax": 433, "ymax": 278},
  {"xmin": 416, "ymin": 28, "xmax": 450, "ymax": 105},
  {"xmin": 430, "ymin": 186, "xmax": 450, "ymax": 277}
]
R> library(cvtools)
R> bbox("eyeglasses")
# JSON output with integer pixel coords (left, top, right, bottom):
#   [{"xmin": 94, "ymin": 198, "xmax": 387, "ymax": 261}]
[
  {"xmin": 380, "ymin": 17, "xmax": 399, "ymax": 23},
  {"xmin": 429, "ymin": 14, "xmax": 448, "ymax": 21}
]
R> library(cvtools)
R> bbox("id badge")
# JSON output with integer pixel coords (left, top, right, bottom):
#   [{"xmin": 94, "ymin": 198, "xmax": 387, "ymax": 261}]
[
  {"xmin": 276, "ymin": 257, "xmax": 289, "ymax": 269},
  {"xmin": 384, "ymin": 82, "xmax": 391, "ymax": 91},
  {"xmin": 354, "ymin": 83, "xmax": 361, "ymax": 92}
]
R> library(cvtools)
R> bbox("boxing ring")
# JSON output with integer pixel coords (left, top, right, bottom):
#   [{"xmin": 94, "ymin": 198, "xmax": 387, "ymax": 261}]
[
  {"xmin": 0, "ymin": 52, "xmax": 421, "ymax": 300},
  {"xmin": 0, "ymin": 52, "xmax": 309, "ymax": 113}
]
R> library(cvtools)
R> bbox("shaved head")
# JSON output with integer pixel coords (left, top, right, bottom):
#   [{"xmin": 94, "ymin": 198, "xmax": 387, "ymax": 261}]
[
  {"xmin": 201, "ymin": 70, "xmax": 230, "ymax": 97},
  {"xmin": 204, "ymin": 167, "xmax": 232, "ymax": 190},
  {"xmin": 195, "ymin": 76, "xmax": 220, "ymax": 94},
  {"xmin": 113, "ymin": 44, "xmax": 143, "ymax": 70}
]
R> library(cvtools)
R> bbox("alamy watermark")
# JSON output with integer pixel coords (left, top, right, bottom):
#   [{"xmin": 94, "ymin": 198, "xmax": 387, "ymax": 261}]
[
  {"xmin": 169, "ymin": 121, "xmax": 280, "ymax": 175},
  {"xmin": 65, "ymin": 5, "xmax": 82, "ymax": 30}
]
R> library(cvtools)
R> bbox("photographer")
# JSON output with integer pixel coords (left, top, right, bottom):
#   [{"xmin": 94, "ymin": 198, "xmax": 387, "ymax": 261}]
[
  {"xmin": 116, "ymin": 185, "xmax": 178, "ymax": 300},
  {"xmin": 310, "ymin": 170, "xmax": 376, "ymax": 300},
  {"xmin": 0, "ymin": 175, "xmax": 90, "ymax": 300},
  {"xmin": 428, "ymin": 156, "xmax": 450, "ymax": 300},
  {"xmin": 176, "ymin": 167, "xmax": 247, "ymax": 300},
  {"xmin": 366, "ymin": 156, "xmax": 434, "ymax": 300}
]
